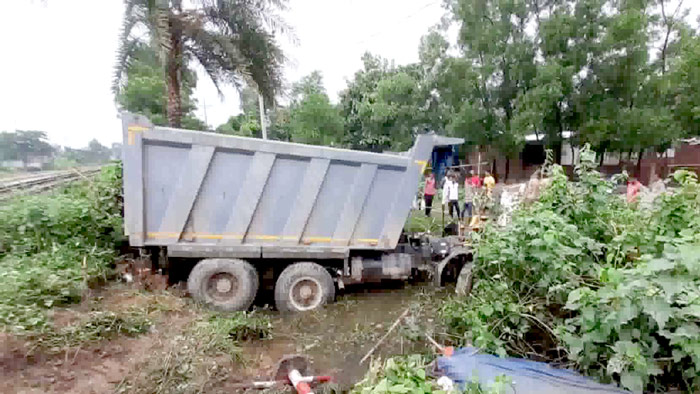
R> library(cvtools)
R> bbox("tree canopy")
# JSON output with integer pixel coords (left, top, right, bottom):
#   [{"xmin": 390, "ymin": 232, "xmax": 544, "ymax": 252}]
[
  {"xmin": 114, "ymin": 0, "xmax": 287, "ymax": 127},
  {"xmin": 116, "ymin": 0, "xmax": 698, "ymax": 176}
]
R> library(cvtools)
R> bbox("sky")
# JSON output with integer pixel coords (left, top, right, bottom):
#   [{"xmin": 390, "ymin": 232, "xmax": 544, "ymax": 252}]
[
  {"xmin": 0, "ymin": 0, "xmax": 697, "ymax": 148},
  {"xmin": 0, "ymin": 0, "xmax": 445, "ymax": 148}
]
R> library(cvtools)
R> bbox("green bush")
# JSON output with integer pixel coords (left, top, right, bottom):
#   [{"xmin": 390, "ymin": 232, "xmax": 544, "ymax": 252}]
[
  {"xmin": 0, "ymin": 244, "xmax": 115, "ymax": 331},
  {"xmin": 0, "ymin": 163, "xmax": 123, "ymax": 256},
  {"xmin": 561, "ymin": 172, "xmax": 700, "ymax": 392},
  {"xmin": 441, "ymin": 147, "xmax": 700, "ymax": 392},
  {"xmin": 204, "ymin": 311, "xmax": 272, "ymax": 342},
  {"xmin": 351, "ymin": 354, "xmax": 510, "ymax": 394},
  {"xmin": 0, "ymin": 163, "xmax": 124, "ymax": 332}
]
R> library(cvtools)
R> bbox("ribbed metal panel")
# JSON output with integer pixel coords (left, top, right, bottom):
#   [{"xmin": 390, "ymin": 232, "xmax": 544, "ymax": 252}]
[{"xmin": 121, "ymin": 113, "xmax": 463, "ymax": 255}]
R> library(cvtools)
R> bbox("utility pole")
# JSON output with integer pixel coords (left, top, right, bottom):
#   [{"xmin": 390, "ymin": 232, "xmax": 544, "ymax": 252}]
[
  {"xmin": 202, "ymin": 98, "xmax": 209, "ymax": 127},
  {"xmin": 201, "ymin": 98, "xmax": 214, "ymax": 130},
  {"xmin": 258, "ymin": 94, "xmax": 267, "ymax": 139}
]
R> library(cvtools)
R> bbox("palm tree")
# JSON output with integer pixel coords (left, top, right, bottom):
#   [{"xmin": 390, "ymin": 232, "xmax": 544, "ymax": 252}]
[{"xmin": 114, "ymin": 0, "xmax": 288, "ymax": 128}]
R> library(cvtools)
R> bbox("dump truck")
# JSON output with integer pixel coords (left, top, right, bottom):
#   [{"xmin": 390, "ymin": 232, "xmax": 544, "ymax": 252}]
[{"xmin": 121, "ymin": 113, "xmax": 474, "ymax": 312}]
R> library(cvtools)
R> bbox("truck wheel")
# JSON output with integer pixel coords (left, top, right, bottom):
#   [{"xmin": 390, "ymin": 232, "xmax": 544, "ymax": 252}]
[
  {"xmin": 275, "ymin": 262, "xmax": 335, "ymax": 312},
  {"xmin": 455, "ymin": 263, "xmax": 474, "ymax": 296},
  {"xmin": 187, "ymin": 259, "xmax": 258, "ymax": 312}
]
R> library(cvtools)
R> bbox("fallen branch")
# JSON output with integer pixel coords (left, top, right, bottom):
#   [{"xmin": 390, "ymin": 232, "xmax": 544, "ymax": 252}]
[{"xmin": 359, "ymin": 308, "xmax": 410, "ymax": 365}]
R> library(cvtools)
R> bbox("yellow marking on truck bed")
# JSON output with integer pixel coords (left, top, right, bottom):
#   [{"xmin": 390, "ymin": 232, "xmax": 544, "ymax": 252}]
[
  {"xmin": 127, "ymin": 125, "xmax": 149, "ymax": 145},
  {"xmin": 140, "ymin": 232, "xmax": 379, "ymax": 245}
]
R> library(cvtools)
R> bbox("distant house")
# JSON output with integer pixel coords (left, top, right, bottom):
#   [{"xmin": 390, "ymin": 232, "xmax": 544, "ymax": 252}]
[
  {"xmin": 461, "ymin": 135, "xmax": 700, "ymax": 185},
  {"xmin": 0, "ymin": 155, "xmax": 53, "ymax": 170}
]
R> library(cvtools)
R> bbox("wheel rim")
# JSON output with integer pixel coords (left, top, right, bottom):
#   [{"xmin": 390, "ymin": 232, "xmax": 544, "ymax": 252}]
[
  {"xmin": 205, "ymin": 272, "xmax": 238, "ymax": 303},
  {"xmin": 288, "ymin": 277, "xmax": 323, "ymax": 311}
]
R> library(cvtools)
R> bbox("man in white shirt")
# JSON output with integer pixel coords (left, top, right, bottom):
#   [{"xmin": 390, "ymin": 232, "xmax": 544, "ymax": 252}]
[{"xmin": 442, "ymin": 172, "xmax": 460, "ymax": 218}]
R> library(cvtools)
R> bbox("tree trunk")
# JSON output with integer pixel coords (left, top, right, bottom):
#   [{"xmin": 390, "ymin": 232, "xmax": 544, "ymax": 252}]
[
  {"xmin": 598, "ymin": 147, "xmax": 605, "ymax": 167},
  {"xmin": 636, "ymin": 149, "xmax": 644, "ymax": 178},
  {"xmin": 554, "ymin": 143, "xmax": 562, "ymax": 165},
  {"xmin": 571, "ymin": 143, "xmax": 576, "ymax": 166},
  {"xmin": 166, "ymin": 28, "xmax": 183, "ymax": 128},
  {"xmin": 505, "ymin": 157, "xmax": 510, "ymax": 181},
  {"xmin": 554, "ymin": 105, "xmax": 564, "ymax": 164}
]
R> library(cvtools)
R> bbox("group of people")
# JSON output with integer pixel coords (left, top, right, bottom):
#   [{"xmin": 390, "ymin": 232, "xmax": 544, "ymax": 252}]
[{"xmin": 422, "ymin": 169, "xmax": 496, "ymax": 221}]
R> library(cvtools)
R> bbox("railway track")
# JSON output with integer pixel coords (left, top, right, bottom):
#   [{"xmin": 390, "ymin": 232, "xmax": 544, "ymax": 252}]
[{"xmin": 0, "ymin": 167, "xmax": 102, "ymax": 199}]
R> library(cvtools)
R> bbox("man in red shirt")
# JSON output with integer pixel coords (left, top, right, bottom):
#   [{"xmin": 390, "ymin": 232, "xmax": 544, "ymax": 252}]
[
  {"xmin": 627, "ymin": 176, "xmax": 642, "ymax": 204},
  {"xmin": 424, "ymin": 172, "xmax": 437, "ymax": 216}
]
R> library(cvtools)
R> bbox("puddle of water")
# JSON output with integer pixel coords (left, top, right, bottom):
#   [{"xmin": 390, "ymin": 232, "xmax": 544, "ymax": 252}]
[{"xmin": 240, "ymin": 282, "xmax": 450, "ymax": 390}]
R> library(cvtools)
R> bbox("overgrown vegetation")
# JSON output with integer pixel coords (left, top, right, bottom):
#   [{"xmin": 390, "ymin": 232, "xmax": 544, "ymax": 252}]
[
  {"xmin": 116, "ymin": 311, "xmax": 272, "ymax": 393},
  {"xmin": 31, "ymin": 310, "xmax": 152, "ymax": 353},
  {"xmin": 0, "ymin": 163, "xmax": 124, "ymax": 332},
  {"xmin": 351, "ymin": 354, "xmax": 510, "ymax": 394},
  {"xmin": 442, "ymin": 147, "xmax": 700, "ymax": 392}
]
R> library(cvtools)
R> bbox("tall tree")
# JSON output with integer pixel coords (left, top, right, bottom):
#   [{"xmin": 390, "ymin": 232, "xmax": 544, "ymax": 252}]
[
  {"xmin": 114, "ymin": 0, "xmax": 287, "ymax": 127},
  {"xmin": 339, "ymin": 53, "xmax": 430, "ymax": 151},
  {"xmin": 445, "ymin": 0, "xmax": 536, "ymax": 174},
  {"xmin": 214, "ymin": 86, "xmax": 263, "ymax": 137},
  {"xmin": 670, "ymin": 33, "xmax": 700, "ymax": 137},
  {"xmin": 288, "ymin": 71, "xmax": 344, "ymax": 146},
  {"xmin": 0, "ymin": 131, "xmax": 54, "ymax": 167},
  {"xmin": 116, "ymin": 44, "xmax": 207, "ymax": 129}
]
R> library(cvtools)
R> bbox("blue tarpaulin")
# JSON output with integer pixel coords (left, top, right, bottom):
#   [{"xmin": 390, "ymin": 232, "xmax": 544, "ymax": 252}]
[{"xmin": 437, "ymin": 347, "xmax": 627, "ymax": 394}]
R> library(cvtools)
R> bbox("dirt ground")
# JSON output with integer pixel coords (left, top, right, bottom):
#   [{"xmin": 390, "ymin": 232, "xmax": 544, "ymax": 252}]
[{"xmin": 0, "ymin": 281, "xmax": 448, "ymax": 394}]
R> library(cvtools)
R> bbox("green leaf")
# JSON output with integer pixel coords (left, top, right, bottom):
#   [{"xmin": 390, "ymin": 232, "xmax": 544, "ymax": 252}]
[
  {"xmin": 617, "ymin": 300, "xmax": 639, "ymax": 325},
  {"xmin": 642, "ymin": 297, "xmax": 672, "ymax": 330},
  {"xmin": 620, "ymin": 372, "xmax": 644, "ymax": 393},
  {"xmin": 565, "ymin": 288, "xmax": 586, "ymax": 310},
  {"xmin": 646, "ymin": 258, "xmax": 675, "ymax": 272},
  {"xmin": 642, "ymin": 298, "xmax": 673, "ymax": 330},
  {"xmin": 388, "ymin": 384, "xmax": 410, "ymax": 393},
  {"xmin": 481, "ymin": 304, "xmax": 494, "ymax": 317}
]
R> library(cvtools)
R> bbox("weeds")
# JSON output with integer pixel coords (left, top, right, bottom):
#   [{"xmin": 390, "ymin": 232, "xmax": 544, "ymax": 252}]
[
  {"xmin": 31, "ymin": 310, "xmax": 152, "ymax": 353},
  {"xmin": 351, "ymin": 354, "xmax": 508, "ymax": 394},
  {"xmin": 116, "ymin": 311, "xmax": 272, "ymax": 393},
  {"xmin": 0, "ymin": 163, "xmax": 123, "ymax": 257},
  {"xmin": 0, "ymin": 163, "xmax": 123, "ymax": 333},
  {"xmin": 405, "ymin": 210, "xmax": 444, "ymax": 234},
  {"xmin": 442, "ymin": 146, "xmax": 700, "ymax": 392}
]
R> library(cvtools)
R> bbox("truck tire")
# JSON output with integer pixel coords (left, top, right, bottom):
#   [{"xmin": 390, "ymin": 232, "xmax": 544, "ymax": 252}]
[
  {"xmin": 455, "ymin": 262, "xmax": 474, "ymax": 296},
  {"xmin": 187, "ymin": 258, "xmax": 258, "ymax": 312},
  {"xmin": 275, "ymin": 262, "xmax": 335, "ymax": 312}
]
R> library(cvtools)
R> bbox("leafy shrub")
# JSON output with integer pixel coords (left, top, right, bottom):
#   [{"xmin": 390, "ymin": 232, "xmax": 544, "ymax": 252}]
[
  {"xmin": 441, "ymin": 146, "xmax": 700, "ymax": 392},
  {"xmin": 0, "ymin": 163, "xmax": 124, "ymax": 332},
  {"xmin": 0, "ymin": 163, "xmax": 123, "ymax": 256},
  {"xmin": 204, "ymin": 311, "xmax": 272, "ymax": 342},
  {"xmin": 561, "ymin": 173, "xmax": 700, "ymax": 392},
  {"xmin": 351, "ymin": 354, "xmax": 510, "ymax": 394},
  {"xmin": 351, "ymin": 355, "xmax": 441, "ymax": 394},
  {"xmin": 0, "ymin": 244, "xmax": 115, "ymax": 331}
]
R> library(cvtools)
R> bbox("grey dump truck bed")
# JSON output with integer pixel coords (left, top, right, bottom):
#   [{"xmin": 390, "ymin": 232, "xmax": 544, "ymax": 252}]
[{"xmin": 121, "ymin": 112, "xmax": 463, "ymax": 260}]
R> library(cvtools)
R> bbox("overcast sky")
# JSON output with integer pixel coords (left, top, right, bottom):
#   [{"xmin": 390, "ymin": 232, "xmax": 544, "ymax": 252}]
[{"xmin": 0, "ymin": 0, "xmax": 696, "ymax": 148}]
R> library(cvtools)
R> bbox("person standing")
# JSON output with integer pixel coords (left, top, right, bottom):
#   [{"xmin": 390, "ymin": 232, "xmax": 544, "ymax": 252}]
[
  {"xmin": 483, "ymin": 171, "xmax": 496, "ymax": 199},
  {"xmin": 442, "ymin": 172, "xmax": 460, "ymax": 218},
  {"xmin": 627, "ymin": 176, "xmax": 642, "ymax": 204},
  {"xmin": 462, "ymin": 170, "xmax": 478, "ymax": 220},
  {"xmin": 424, "ymin": 172, "xmax": 437, "ymax": 216}
]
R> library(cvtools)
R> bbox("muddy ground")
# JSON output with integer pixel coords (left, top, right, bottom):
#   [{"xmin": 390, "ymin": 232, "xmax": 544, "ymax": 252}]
[{"xmin": 0, "ymin": 281, "xmax": 450, "ymax": 393}]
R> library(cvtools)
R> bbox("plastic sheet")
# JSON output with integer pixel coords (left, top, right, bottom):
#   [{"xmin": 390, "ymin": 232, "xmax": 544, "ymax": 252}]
[{"xmin": 437, "ymin": 347, "xmax": 627, "ymax": 394}]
